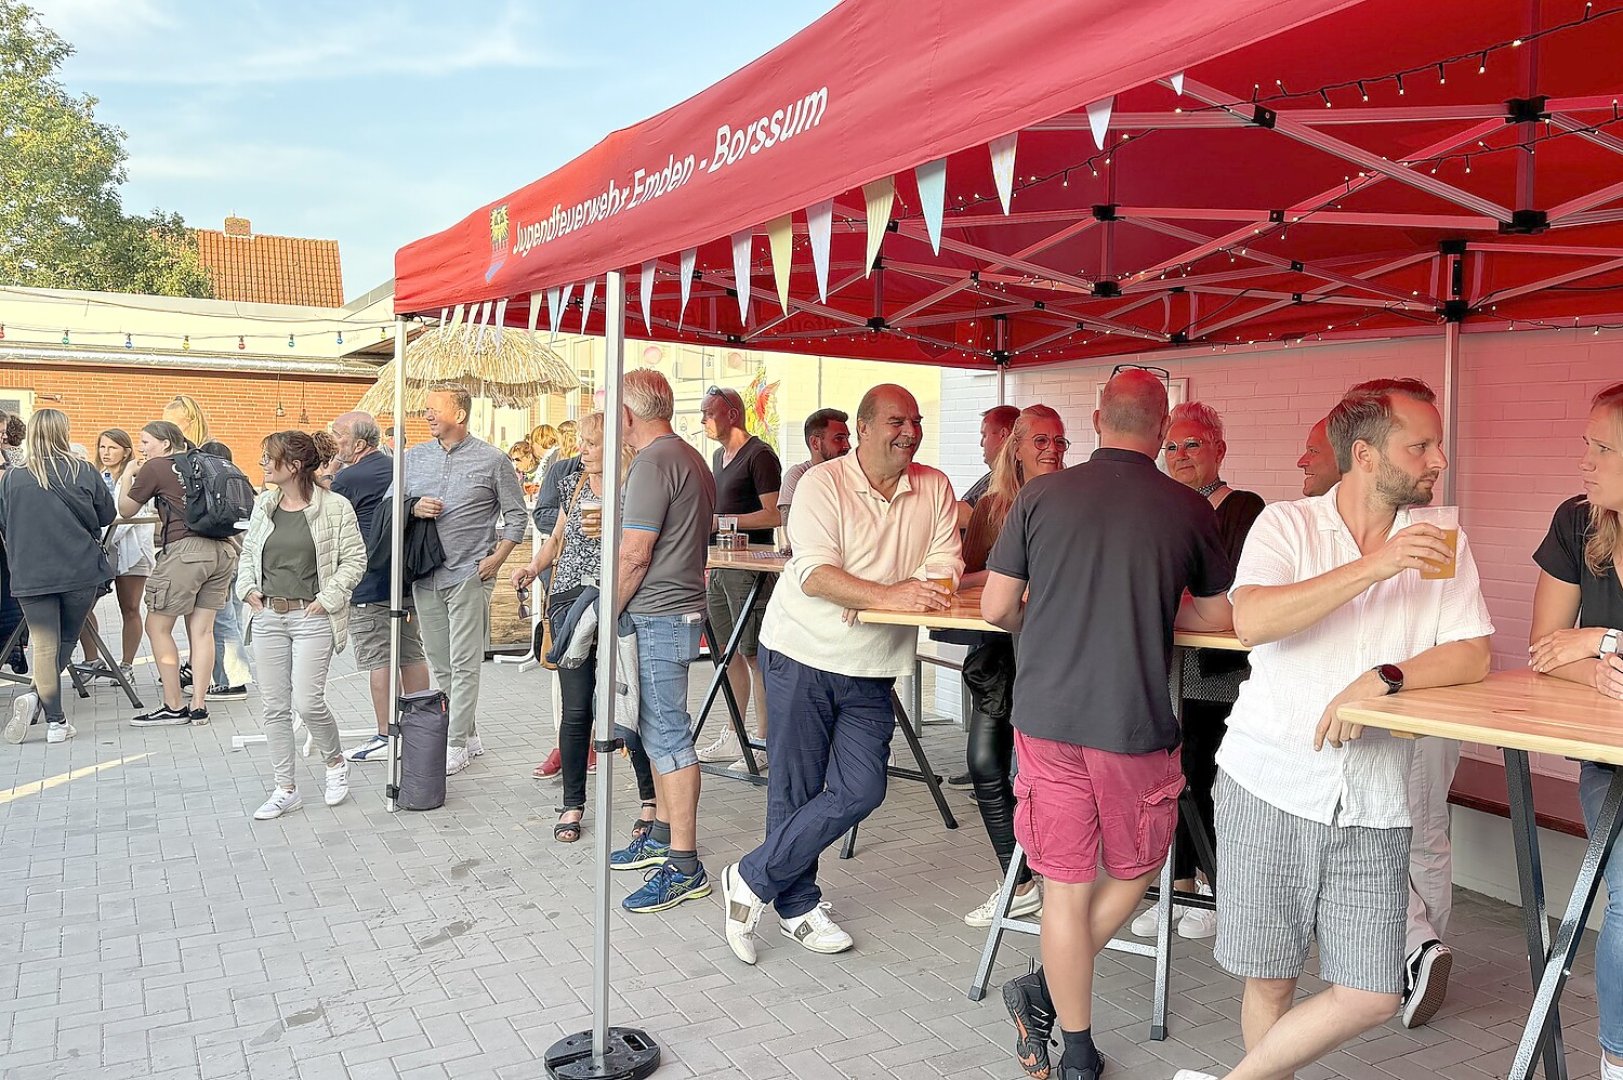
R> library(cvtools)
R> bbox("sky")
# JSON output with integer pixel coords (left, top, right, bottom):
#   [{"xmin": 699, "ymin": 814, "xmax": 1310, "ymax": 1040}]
[{"xmin": 29, "ymin": 0, "xmax": 841, "ymax": 300}]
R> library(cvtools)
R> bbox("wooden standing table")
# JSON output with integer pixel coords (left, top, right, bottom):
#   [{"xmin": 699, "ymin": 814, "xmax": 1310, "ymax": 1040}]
[
  {"xmin": 1340, "ymin": 669, "xmax": 1623, "ymax": 1080},
  {"xmin": 860, "ymin": 587, "xmax": 1248, "ymax": 1040}
]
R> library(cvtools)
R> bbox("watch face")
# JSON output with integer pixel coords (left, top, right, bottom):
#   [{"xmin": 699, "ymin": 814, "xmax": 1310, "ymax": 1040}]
[{"xmin": 1378, "ymin": 664, "xmax": 1404, "ymax": 689}]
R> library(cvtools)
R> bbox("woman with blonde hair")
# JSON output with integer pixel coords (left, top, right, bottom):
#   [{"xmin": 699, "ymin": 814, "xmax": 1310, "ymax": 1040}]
[
  {"xmin": 555, "ymin": 419, "xmax": 579, "ymax": 460},
  {"xmin": 0, "ymin": 409, "xmax": 117, "ymax": 744},
  {"xmin": 512, "ymin": 412, "xmax": 656, "ymax": 842},
  {"xmin": 162, "ymin": 394, "xmax": 210, "ymax": 447},
  {"xmin": 1530, "ymin": 381, "xmax": 1623, "ymax": 1080},
  {"xmin": 956, "ymin": 404, "xmax": 1068, "ymax": 927},
  {"xmin": 530, "ymin": 423, "xmax": 560, "ymax": 470},
  {"xmin": 237, "ymin": 430, "xmax": 366, "ymax": 819}
]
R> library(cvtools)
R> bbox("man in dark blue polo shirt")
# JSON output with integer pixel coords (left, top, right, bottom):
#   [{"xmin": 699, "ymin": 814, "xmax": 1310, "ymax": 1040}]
[
  {"xmin": 330, "ymin": 411, "xmax": 431, "ymax": 762},
  {"xmin": 982, "ymin": 369, "xmax": 1234, "ymax": 1080}
]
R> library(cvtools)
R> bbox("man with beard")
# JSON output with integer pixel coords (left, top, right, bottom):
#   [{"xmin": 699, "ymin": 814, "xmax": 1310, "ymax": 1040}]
[
  {"xmin": 721, "ymin": 384, "xmax": 961, "ymax": 964},
  {"xmin": 775, "ymin": 408, "xmax": 851, "ymax": 518},
  {"xmin": 1172, "ymin": 378, "xmax": 1493, "ymax": 1080}
]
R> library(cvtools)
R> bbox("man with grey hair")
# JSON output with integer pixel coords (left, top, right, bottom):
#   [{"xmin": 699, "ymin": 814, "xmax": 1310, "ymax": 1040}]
[
  {"xmin": 330, "ymin": 410, "xmax": 432, "ymax": 762},
  {"xmin": 1173, "ymin": 378, "xmax": 1492, "ymax": 1080},
  {"xmin": 405, "ymin": 386, "xmax": 528, "ymax": 776},
  {"xmin": 609, "ymin": 368, "xmax": 720, "ymax": 914},
  {"xmin": 984, "ymin": 367, "xmax": 1233, "ymax": 1080}
]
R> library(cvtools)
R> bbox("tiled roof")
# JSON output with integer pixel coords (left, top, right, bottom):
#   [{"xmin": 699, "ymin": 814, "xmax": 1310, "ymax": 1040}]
[{"xmin": 194, "ymin": 220, "xmax": 344, "ymax": 307}]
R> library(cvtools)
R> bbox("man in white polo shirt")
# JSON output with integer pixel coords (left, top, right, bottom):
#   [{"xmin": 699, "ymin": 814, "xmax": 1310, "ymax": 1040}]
[
  {"xmin": 721, "ymin": 384, "xmax": 961, "ymax": 965},
  {"xmin": 1173, "ymin": 378, "xmax": 1493, "ymax": 1080}
]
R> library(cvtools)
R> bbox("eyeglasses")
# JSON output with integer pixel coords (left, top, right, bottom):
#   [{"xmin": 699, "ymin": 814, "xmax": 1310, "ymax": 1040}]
[
  {"xmin": 1030, "ymin": 435, "xmax": 1070, "ymax": 452},
  {"xmin": 258, "ymin": 458, "xmax": 273, "ymax": 468},
  {"xmin": 1113, "ymin": 363, "xmax": 1171, "ymax": 380},
  {"xmin": 1162, "ymin": 438, "xmax": 1206, "ymax": 455}
]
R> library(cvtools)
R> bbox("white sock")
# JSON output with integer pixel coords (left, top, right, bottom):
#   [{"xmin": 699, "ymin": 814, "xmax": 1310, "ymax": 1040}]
[{"xmin": 1602, "ymin": 1053, "xmax": 1623, "ymax": 1080}]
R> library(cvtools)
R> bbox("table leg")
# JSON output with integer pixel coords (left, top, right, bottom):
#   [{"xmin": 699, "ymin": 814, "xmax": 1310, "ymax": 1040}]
[
  {"xmin": 889, "ymin": 688, "xmax": 957, "ymax": 831},
  {"xmin": 86, "ymin": 624, "xmax": 142, "ymax": 708},
  {"xmin": 690, "ymin": 574, "xmax": 760, "ymax": 746},
  {"xmin": 1150, "ymin": 853, "xmax": 1175, "ymax": 1041},
  {"xmin": 1508, "ymin": 760, "xmax": 1623, "ymax": 1080},
  {"xmin": 841, "ymin": 823, "xmax": 859, "ymax": 860},
  {"xmin": 1503, "ymin": 748, "xmax": 1568, "ymax": 1080}
]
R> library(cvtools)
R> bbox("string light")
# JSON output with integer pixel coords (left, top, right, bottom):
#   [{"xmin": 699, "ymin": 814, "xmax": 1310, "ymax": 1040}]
[
  {"xmin": 336, "ymin": 331, "xmax": 344, "ymax": 345},
  {"xmin": 61, "ymin": 330, "xmax": 69, "ymax": 345},
  {"xmin": 124, "ymin": 333, "xmax": 132, "ymax": 349},
  {"xmin": 238, "ymin": 335, "xmax": 246, "ymax": 350},
  {"xmin": 182, "ymin": 335, "xmax": 190, "ymax": 351},
  {"xmin": 287, "ymin": 334, "xmax": 296, "ymax": 348}
]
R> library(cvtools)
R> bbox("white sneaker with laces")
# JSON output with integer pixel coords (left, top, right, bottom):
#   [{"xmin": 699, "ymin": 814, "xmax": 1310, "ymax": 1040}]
[
  {"xmin": 1173, "ymin": 1071, "xmax": 1218, "ymax": 1080},
  {"xmin": 727, "ymin": 753, "xmax": 768, "ymax": 774},
  {"xmin": 5, "ymin": 692, "xmax": 38, "ymax": 743},
  {"xmin": 324, "ymin": 761, "xmax": 350, "ymax": 807},
  {"xmin": 697, "ymin": 730, "xmax": 742, "ymax": 763},
  {"xmin": 722, "ymin": 863, "xmax": 766, "ymax": 965},
  {"xmin": 445, "ymin": 745, "xmax": 472, "ymax": 776},
  {"xmin": 964, "ymin": 883, "xmax": 1043, "ymax": 928},
  {"xmin": 345, "ymin": 734, "xmax": 389, "ymax": 762},
  {"xmin": 781, "ymin": 902, "xmax": 853, "ymax": 954},
  {"xmin": 254, "ymin": 788, "xmax": 303, "ymax": 820},
  {"xmin": 467, "ymin": 734, "xmax": 485, "ymax": 757},
  {"xmin": 1130, "ymin": 897, "xmax": 1192, "ymax": 938},
  {"xmin": 1177, "ymin": 882, "xmax": 1218, "ymax": 940},
  {"xmin": 46, "ymin": 722, "xmax": 75, "ymax": 744}
]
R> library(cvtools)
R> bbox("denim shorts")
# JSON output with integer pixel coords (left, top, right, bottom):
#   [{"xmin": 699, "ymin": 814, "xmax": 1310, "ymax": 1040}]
[{"xmin": 629, "ymin": 611, "xmax": 703, "ymax": 774}]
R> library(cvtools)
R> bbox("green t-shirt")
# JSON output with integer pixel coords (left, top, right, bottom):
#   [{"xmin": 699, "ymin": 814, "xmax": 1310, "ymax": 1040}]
[{"xmin": 262, "ymin": 505, "xmax": 319, "ymax": 600}]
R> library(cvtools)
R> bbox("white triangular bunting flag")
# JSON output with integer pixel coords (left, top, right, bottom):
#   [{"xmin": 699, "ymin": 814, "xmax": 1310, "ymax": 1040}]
[
  {"xmin": 560, "ymin": 284, "xmax": 575, "ymax": 339},
  {"xmin": 731, "ymin": 229, "xmax": 753, "ymax": 325},
  {"xmin": 472, "ymin": 300, "xmax": 491, "ymax": 345},
  {"xmin": 546, "ymin": 288, "xmax": 563, "ymax": 340},
  {"xmin": 678, "ymin": 248, "xmax": 696, "ymax": 329},
  {"xmin": 807, "ymin": 199, "xmax": 833, "ymax": 302},
  {"xmin": 438, "ymin": 307, "xmax": 449, "ymax": 328},
  {"xmin": 862, "ymin": 176, "xmax": 895, "ymax": 276},
  {"xmin": 581, "ymin": 278, "xmax": 596, "ymax": 334},
  {"xmin": 1170, "ymin": 71, "xmax": 1185, "ymax": 95},
  {"xmin": 1087, "ymin": 97, "xmax": 1115, "ymax": 150},
  {"xmin": 990, "ymin": 134, "xmax": 1018, "ymax": 215},
  {"xmin": 640, "ymin": 261, "xmax": 656, "ymax": 332},
  {"xmin": 493, "ymin": 298, "xmax": 509, "ymax": 345},
  {"xmin": 916, "ymin": 159, "xmax": 947, "ymax": 255},
  {"xmin": 767, "ymin": 215, "xmax": 794, "ymax": 314},
  {"xmin": 448, "ymin": 303, "xmax": 466, "ymax": 335},
  {"xmin": 526, "ymin": 293, "xmax": 541, "ymax": 337}
]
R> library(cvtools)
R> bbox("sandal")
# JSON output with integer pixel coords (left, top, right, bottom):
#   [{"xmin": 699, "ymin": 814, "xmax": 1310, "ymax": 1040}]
[
  {"xmin": 630, "ymin": 800, "xmax": 658, "ymax": 840},
  {"xmin": 554, "ymin": 806, "xmax": 584, "ymax": 843}
]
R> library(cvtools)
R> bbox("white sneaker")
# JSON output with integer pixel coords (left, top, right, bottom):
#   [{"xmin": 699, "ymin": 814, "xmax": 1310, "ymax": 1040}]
[
  {"xmin": 324, "ymin": 761, "xmax": 350, "ymax": 807},
  {"xmin": 254, "ymin": 788, "xmax": 303, "ymax": 820},
  {"xmin": 780, "ymin": 903, "xmax": 853, "ymax": 955},
  {"xmin": 46, "ymin": 722, "xmax": 75, "ymax": 744},
  {"xmin": 728, "ymin": 753, "xmax": 768, "ymax": 774},
  {"xmin": 1173, "ymin": 1071, "xmax": 1218, "ymax": 1080},
  {"xmin": 1130, "ymin": 897, "xmax": 1192, "ymax": 937},
  {"xmin": 5, "ymin": 692, "xmax": 38, "ymax": 743},
  {"xmin": 345, "ymin": 734, "xmax": 389, "ymax": 762},
  {"xmin": 964, "ymin": 883, "xmax": 1043, "ymax": 928},
  {"xmin": 445, "ymin": 745, "xmax": 472, "ymax": 776},
  {"xmin": 722, "ymin": 863, "xmax": 766, "ymax": 965},
  {"xmin": 467, "ymin": 734, "xmax": 485, "ymax": 757},
  {"xmin": 697, "ymin": 730, "xmax": 742, "ymax": 763},
  {"xmin": 1177, "ymin": 882, "xmax": 1218, "ymax": 940}
]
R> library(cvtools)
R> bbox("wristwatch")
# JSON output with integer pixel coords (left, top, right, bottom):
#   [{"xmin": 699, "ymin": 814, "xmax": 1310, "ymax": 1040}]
[
  {"xmin": 1601, "ymin": 628, "xmax": 1621, "ymax": 656},
  {"xmin": 1374, "ymin": 664, "xmax": 1405, "ymax": 695}
]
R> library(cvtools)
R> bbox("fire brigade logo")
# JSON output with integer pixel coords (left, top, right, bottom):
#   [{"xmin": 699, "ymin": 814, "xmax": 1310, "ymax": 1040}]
[{"xmin": 486, "ymin": 204, "xmax": 510, "ymax": 281}]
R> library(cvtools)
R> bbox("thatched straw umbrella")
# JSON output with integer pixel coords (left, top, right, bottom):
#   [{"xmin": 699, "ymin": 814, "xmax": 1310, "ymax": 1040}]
[{"xmin": 356, "ymin": 320, "xmax": 581, "ymax": 419}]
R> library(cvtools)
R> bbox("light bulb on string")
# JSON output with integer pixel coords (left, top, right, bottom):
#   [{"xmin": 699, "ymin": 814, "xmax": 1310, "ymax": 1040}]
[
  {"xmin": 1321, "ymin": 89, "xmax": 1332, "ymax": 108},
  {"xmin": 1396, "ymin": 74, "xmax": 1405, "ymax": 96},
  {"xmin": 124, "ymin": 333, "xmax": 132, "ymax": 349},
  {"xmin": 62, "ymin": 330, "xmax": 69, "ymax": 345},
  {"xmin": 288, "ymin": 334, "xmax": 296, "ymax": 349},
  {"xmin": 336, "ymin": 331, "xmax": 344, "ymax": 345},
  {"xmin": 1358, "ymin": 81, "xmax": 1368, "ymax": 101},
  {"xmin": 1478, "ymin": 51, "xmax": 1488, "ymax": 74},
  {"xmin": 1437, "ymin": 63, "xmax": 1446, "ymax": 85},
  {"xmin": 237, "ymin": 335, "xmax": 245, "ymax": 350},
  {"xmin": 182, "ymin": 335, "xmax": 190, "ymax": 351}
]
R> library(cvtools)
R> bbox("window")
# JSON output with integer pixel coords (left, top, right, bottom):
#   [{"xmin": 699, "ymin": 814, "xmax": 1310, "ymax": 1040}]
[{"xmin": 0, "ymin": 390, "xmax": 33, "ymax": 421}]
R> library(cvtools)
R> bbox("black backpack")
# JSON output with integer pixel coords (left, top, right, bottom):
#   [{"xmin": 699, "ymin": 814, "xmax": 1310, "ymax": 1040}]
[{"xmin": 172, "ymin": 450, "xmax": 257, "ymax": 539}]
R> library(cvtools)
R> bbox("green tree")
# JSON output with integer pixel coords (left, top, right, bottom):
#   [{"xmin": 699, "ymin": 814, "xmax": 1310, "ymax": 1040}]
[{"xmin": 0, "ymin": 1, "xmax": 212, "ymax": 297}]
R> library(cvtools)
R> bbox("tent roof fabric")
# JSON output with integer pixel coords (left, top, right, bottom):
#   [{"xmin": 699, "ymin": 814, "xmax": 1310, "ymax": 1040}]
[{"xmin": 394, "ymin": 0, "xmax": 1623, "ymax": 369}]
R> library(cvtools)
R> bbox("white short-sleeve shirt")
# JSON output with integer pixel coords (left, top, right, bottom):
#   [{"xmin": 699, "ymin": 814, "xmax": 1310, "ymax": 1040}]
[
  {"xmin": 1216, "ymin": 485, "xmax": 1495, "ymax": 829},
  {"xmin": 758, "ymin": 453, "xmax": 963, "ymax": 679}
]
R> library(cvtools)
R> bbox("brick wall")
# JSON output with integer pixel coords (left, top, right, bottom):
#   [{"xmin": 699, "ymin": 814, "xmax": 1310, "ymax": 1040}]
[{"xmin": 0, "ymin": 361, "xmax": 431, "ymax": 485}]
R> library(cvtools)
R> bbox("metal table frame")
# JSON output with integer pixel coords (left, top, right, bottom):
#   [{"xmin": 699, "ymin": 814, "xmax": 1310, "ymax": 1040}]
[{"xmin": 0, "ymin": 595, "xmax": 143, "ymax": 711}]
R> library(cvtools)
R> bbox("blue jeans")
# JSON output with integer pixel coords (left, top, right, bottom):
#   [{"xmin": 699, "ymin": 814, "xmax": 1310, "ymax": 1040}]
[
  {"xmin": 740, "ymin": 647, "xmax": 895, "ymax": 920},
  {"xmin": 1580, "ymin": 762, "xmax": 1623, "ymax": 1057},
  {"xmin": 212, "ymin": 596, "xmax": 253, "ymax": 688},
  {"xmin": 628, "ymin": 612, "xmax": 702, "ymax": 774}
]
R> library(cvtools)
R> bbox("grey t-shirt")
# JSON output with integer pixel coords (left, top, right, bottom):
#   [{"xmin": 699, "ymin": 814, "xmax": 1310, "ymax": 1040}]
[
  {"xmin": 987, "ymin": 448, "xmax": 1233, "ymax": 754},
  {"xmin": 623, "ymin": 434, "xmax": 716, "ymax": 616}
]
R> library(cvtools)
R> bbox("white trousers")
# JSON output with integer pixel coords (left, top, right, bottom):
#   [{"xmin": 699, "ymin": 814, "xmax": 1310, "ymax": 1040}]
[{"xmin": 1406, "ymin": 736, "xmax": 1462, "ymax": 954}]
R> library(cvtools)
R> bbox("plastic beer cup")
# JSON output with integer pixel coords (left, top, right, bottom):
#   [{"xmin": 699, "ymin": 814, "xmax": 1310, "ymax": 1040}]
[{"xmin": 1408, "ymin": 505, "xmax": 1458, "ymax": 580}]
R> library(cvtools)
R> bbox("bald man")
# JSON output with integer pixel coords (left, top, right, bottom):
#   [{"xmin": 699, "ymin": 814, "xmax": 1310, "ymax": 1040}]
[
  {"xmin": 1298, "ymin": 416, "xmax": 1340, "ymax": 498},
  {"xmin": 983, "ymin": 368, "xmax": 1234, "ymax": 1080}
]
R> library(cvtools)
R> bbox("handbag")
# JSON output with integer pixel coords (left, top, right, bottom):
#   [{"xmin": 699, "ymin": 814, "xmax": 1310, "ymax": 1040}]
[{"xmin": 536, "ymin": 473, "xmax": 589, "ymax": 671}]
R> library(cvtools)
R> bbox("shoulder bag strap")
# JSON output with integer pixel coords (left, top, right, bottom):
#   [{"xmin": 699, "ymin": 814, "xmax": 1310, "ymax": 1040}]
[{"xmin": 540, "ymin": 472, "xmax": 591, "ymax": 617}]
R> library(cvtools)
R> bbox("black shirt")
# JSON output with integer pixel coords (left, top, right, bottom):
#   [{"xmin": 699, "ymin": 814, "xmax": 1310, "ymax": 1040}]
[
  {"xmin": 0, "ymin": 458, "xmax": 117, "ymax": 598},
  {"xmin": 712, "ymin": 436, "xmax": 782, "ymax": 545},
  {"xmin": 1535, "ymin": 495, "xmax": 1623, "ymax": 630},
  {"xmin": 986, "ymin": 447, "xmax": 1234, "ymax": 753},
  {"xmin": 331, "ymin": 450, "xmax": 393, "ymax": 605}
]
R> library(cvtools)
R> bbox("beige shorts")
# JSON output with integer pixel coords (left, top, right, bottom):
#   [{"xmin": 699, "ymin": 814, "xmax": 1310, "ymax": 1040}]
[
  {"xmin": 349, "ymin": 602, "xmax": 428, "ymax": 671},
  {"xmin": 146, "ymin": 536, "xmax": 238, "ymax": 616}
]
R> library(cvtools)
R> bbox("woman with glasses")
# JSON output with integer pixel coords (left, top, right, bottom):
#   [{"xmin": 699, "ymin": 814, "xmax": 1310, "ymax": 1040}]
[
  {"xmin": 958, "ymin": 405, "xmax": 1068, "ymax": 927},
  {"xmin": 1127, "ymin": 400, "xmax": 1264, "ymax": 941},
  {"xmin": 236, "ymin": 431, "xmax": 366, "ymax": 820}
]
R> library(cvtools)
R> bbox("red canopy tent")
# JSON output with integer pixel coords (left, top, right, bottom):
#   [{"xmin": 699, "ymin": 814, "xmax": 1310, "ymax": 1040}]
[{"xmin": 387, "ymin": 2, "xmax": 1623, "ymax": 1076}]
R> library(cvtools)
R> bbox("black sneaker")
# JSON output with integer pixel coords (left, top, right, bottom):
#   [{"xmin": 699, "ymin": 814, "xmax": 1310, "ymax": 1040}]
[
  {"xmin": 189, "ymin": 706, "xmax": 210, "ymax": 725},
  {"xmin": 1059, "ymin": 1047, "xmax": 1106, "ymax": 1080},
  {"xmin": 1003, "ymin": 969, "xmax": 1055, "ymax": 1079},
  {"xmin": 178, "ymin": 662, "xmax": 193, "ymax": 689},
  {"xmin": 205, "ymin": 684, "xmax": 248, "ymax": 701},
  {"xmin": 948, "ymin": 772, "xmax": 973, "ymax": 787},
  {"xmin": 1401, "ymin": 939, "xmax": 1452, "ymax": 1028},
  {"xmin": 132, "ymin": 705, "xmax": 191, "ymax": 727}
]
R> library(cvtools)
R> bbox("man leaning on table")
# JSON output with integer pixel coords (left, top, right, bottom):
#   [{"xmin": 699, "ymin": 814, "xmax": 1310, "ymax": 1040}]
[
  {"xmin": 721, "ymin": 384, "xmax": 961, "ymax": 965},
  {"xmin": 1172, "ymin": 378, "xmax": 1493, "ymax": 1080},
  {"xmin": 982, "ymin": 367, "xmax": 1234, "ymax": 1080}
]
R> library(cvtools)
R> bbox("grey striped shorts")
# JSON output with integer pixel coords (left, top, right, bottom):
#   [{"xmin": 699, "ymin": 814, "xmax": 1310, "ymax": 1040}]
[{"xmin": 1212, "ymin": 770, "xmax": 1411, "ymax": 995}]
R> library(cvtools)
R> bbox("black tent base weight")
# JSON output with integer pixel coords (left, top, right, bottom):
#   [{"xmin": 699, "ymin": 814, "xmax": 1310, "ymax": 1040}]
[{"xmin": 543, "ymin": 1029, "xmax": 660, "ymax": 1080}]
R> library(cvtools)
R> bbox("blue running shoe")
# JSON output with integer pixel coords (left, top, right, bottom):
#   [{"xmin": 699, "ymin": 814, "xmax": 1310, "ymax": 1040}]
[
  {"xmin": 610, "ymin": 832, "xmax": 670, "ymax": 872},
  {"xmin": 622, "ymin": 862, "xmax": 711, "ymax": 913}
]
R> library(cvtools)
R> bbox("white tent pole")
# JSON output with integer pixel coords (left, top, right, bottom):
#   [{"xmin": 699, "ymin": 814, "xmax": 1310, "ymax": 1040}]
[
  {"xmin": 1442, "ymin": 319, "xmax": 1461, "ymax": 505},
  {"xmin": 592, "ymin": 270, "xmax": 628, "ymax": 1063},
  {"xmin": 386, "ymin": 316, "xmax": 408, "ymax": 813}
]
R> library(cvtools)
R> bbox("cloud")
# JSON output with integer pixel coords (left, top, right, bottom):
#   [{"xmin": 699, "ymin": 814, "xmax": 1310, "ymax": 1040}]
[{"xmin": 27, "ymin": 0, "xmax": 175, "ymax": 42}]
